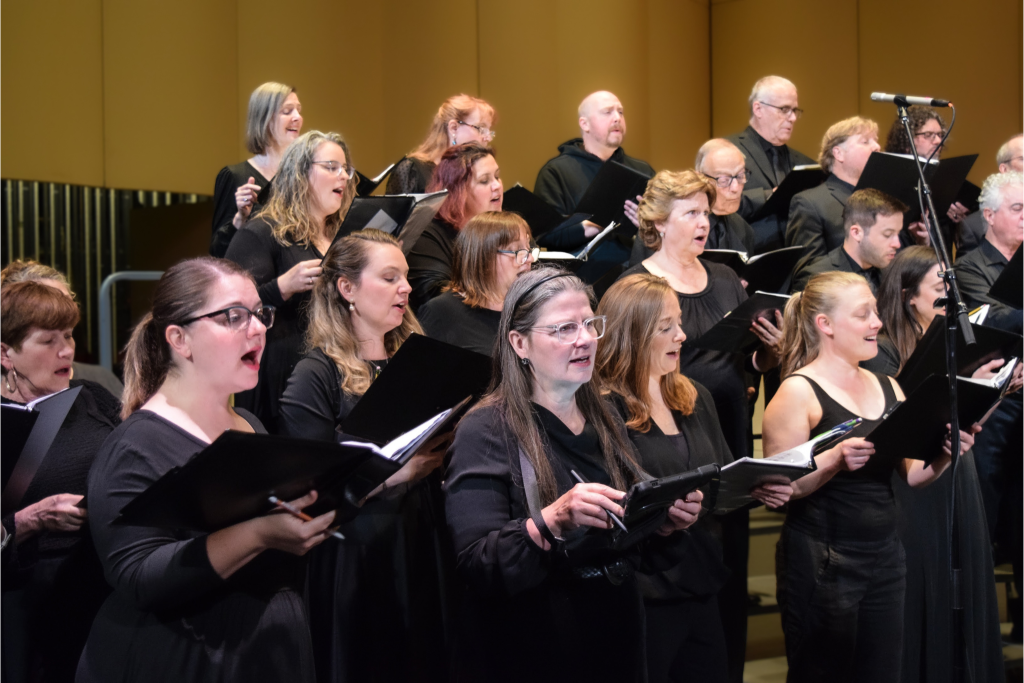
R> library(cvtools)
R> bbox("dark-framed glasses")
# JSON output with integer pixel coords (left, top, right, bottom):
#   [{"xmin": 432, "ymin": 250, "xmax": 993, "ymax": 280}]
[
  {"xmin": 311, "ymin": 160, "xmax": 354, "ymax": 177},
  {"xmin": 531, "ymin": 316, "xmax": 606, "ymax": 344},
  {"xmin": 757, "ymin": 101, "xmax": 804, "ymax": 119},
  {"xmin": 178, "ymin": 305, "xmax": 276, "ymax": 331},
  {"xmin": 497, "ymin": 247, "xmax": 539, "ymax": 265},
  {"xmin": 914, "ymin": 131, "xmax": 945, "ymax": 142},
  {"xmin": 704, "ymin": 171, "xmax": 748, "ymax": 188},
  {"xmin": 458, "ymin": 120, "xmax": 495, "ymax": 140}
]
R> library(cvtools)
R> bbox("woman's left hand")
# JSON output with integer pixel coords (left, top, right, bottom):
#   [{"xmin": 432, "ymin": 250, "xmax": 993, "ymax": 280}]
[
  {"xmin": 941, "ymin": 424, "xmax": 979, "ymax": 458},
  {"xmin": 374, "ymin": 432, "xmax": 451, "ymax": 496},
  {"xmin": 656, "ymin": 489, "xmax": 703, "ymax": 536},
  {"xmin": 752, "ymin": 309, "xmax": 784, "ymax": 371},
  {"xmin": 750, "ymin": 482, "xmax": 793, "ymax": 509},
  {"xmin": 624, "ymin": 195, "xmax": 642, "ymax": 228}
]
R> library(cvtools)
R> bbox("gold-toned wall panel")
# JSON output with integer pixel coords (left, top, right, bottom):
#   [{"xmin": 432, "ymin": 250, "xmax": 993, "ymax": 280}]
[
  {"xmin": 711, "ymin": 0, "xmax": 859, "ymax": 162},
  {"xmin": 102, "ymin": 0, "xmax": 238, "ymax": 194},
  {"xmin": 1, "ymin": 1, "xmax": 105, "ymax": 187},
  {"xmin": 858, "ymin": 0, "xmax": 1023, "ymax": 185}
]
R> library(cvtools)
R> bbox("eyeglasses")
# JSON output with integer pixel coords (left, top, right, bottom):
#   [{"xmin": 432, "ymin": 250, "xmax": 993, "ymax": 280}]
[
  {"xmin": 703, "ymin": 171, "xmax": 748, "ymax": 188},
  {"xmin": 757, "ymin": 102, "xmax": 804, "ymax": 119},
  {"xmin": 914, "ymin": 131, "xmax": 946, "ymax": 142},
  {"xmin": 531, "ymin": 316, "xmax": 606, "ymax": 344},
  {"xmin": 497, "ymin": 247, "xmax": 539, "ymax": 265},
  {"xmin": 311, "ymin": 160, "xmax": 354, "ymax": 177},
  {"xmin": 178, "ymin": 305, "xmax": 276, "ymax": 331},
  {"xmin": 458, "ymin": 121, "xmax": 496, "ymax": 141}
]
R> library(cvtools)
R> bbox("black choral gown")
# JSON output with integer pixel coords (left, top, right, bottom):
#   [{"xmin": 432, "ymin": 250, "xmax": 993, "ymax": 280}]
[
  {"xmin": 417, "ymin": 291, "xmax": 501, "ymax": 356},
  {"xmin": 443, "ymin": 403, "xmax": 688, "ymax": 683},
  {"xmin": 385, "ymin": 157, "xmax": 435, "ymax": 195},
  {"xmin": 278, "ymin": 349, "xmax": 450, "ymax": 683},
  {"xmin": 1, "ymin": 381, "xmax": 119, "ymax": 683},
  {"xmin": 224, "ymin": 216, "xmax": 323, "ymax": 432},
  {"xmin": 618, "ymin": 258, "xmax": 753, "ymax": 683},
  {"xmin": 210, "ymin": 161, "xmax": 271, "ymax": 258},
  {"xmin": 862, "ymin": 335, "xmax": 1003, "ymax": 683},
  {"xmin": 407, "ymin": 218, "xmax": 459, "ymax": 312},
  {"xmin": 76, "ymin": 409, "xmax": 315, "ymax": 683}
]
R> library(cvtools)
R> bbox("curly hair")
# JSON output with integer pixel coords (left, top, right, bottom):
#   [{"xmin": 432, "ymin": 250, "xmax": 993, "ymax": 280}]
[
  {"xmin": 636, "ymin": 170, "xmax": 716, "ymax": 251},
  {"xmin": 884, "ymin": 106, "xmax": 945, "ymax": 156}
]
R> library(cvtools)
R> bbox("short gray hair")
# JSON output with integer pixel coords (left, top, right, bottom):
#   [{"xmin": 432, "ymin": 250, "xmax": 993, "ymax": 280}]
[
  {"xmin": 748, "ymin": 75, "xmax": 796, "ymax": 116},
  {"xmin": 694, "ymin": 139, "xmax": 744, "ymax": 173},
  {"xmin": 246, "ymin": 82, "xmax": 296, "ymax": 155},
  {"xmin": 996, "ymin": 135, "xmax": 1022, "ymax": 166},
  {"xmin": 980, "ymin": 171, "xmax": 1023, "ymax": 212}
]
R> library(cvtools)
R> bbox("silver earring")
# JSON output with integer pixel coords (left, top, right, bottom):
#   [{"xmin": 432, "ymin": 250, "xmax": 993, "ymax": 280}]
[{"xmin": 520, "ymin": 357, "xmax": 530, "ymax": 366}]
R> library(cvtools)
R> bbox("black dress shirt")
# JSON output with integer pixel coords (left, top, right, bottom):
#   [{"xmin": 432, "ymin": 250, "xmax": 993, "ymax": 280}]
[
  {"xmin": 956, "ymin": 239, "xmax": 1022, "ymax": 334},
  {"xmin": 791, "ymin": 244, "xmax": 882, "ymax": 294}
]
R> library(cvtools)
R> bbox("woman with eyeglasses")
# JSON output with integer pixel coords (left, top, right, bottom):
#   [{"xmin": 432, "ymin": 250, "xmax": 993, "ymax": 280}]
[
  {"xmin": 417, "ymin": 212, "xmax": 535, "ymax": 355},
  {"xmin": 77, "ymin": 257, "xmax": 334, "ymax": 682},
  {"xmin": 861, "ymin": 246, "xmax": 1009, "ymax": 683},
  {"xmin": 225, "ymin": 130, "xmax": 356, "ymax": 432},
  {"xmin": 594, "ymin": 273, "xmax": 791, "ymax": 683},
  {"xmin": 406, "ymin": 143, "xmax": 504, "ymax": 311},
  {"xmin": 618, "ymin": 169, "xmax": 783, "ymax": 682},
  {"xmin": 0, "ymin": 280, "xmax": 120, "ymax": 683},
  {"xmin": 444, "ymin": 267, "xmax": 703, "ymax": 683},
  {"xmin": 211, "ymin": 82, "xmax": 303, "ymax": 258},
  {"xmin": 278, "ymin": 229, "xmax": 452, "ymax": 683},
  {"xmin": 386, "ymin": 94, "xmax": 496, "ymax": 195}
]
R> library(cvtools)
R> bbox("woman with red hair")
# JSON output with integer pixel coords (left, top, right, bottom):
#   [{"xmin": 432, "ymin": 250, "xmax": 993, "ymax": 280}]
[
  {"xmin": 386, "ymin": 94, "xmax": 496, "ymax": 195},
  {"xmin": 407, "ymin": 142, "xmax": 503, "ymax": 310}
]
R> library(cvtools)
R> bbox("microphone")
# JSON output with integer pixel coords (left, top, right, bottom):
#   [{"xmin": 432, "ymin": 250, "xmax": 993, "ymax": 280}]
[{"xmin": 870, "ymin": 92, "xmax": 950, "ymax": 107}]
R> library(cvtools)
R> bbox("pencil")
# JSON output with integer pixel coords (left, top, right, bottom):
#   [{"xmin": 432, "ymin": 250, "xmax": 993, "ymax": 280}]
[
  {"xmin": 569, "ymin": 470, "xmax": 629, "ymax": 533},
  {"xmin": 268, "ymin": 496, "xmax": 345, "ymax": 541}
]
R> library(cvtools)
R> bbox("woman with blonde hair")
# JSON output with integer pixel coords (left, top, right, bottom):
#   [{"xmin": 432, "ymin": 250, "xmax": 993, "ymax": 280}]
[
  {"xmin": 211, "ymin": 82, "xmax": 304, "ymax": 257},
  {"xmin": 78, "ymin": 257, "xmax": 334, "ymax": 682},
  {"xmin": 763, "ymin": 270, "xmax": 972, "ymax": 682},
  {"xmin": 618, "ymin": 168, "xmax": 783, "ymax": 682},
  {"xmin": 386, "ymin": 94, "xmax": 496, "ymax": 195},
  {"xmin": 278, "ymin": 229, "xmax": 451, "ymax": 683},
  {"xmin": 418, "ymin": 211, "xmax": 535, "ymax": 355},
  {"xmin": 596, "ymin": 273, "xmax": 790, "ymax": 683},
  {"xmin": 225, "ymin": 130, "xmax": 357, "ymax": 431}
]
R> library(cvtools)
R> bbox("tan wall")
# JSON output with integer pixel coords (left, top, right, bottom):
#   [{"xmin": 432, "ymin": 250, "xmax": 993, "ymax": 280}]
[{"xmin": 2, "ymin": 0, "xmax": 1019, "ymax": 193}]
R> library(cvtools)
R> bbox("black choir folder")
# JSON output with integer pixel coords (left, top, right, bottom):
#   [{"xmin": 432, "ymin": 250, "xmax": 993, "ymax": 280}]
[
  {"xmin": 501, "ymin": 184, "xmax": 591, "ymax": 238},
  {"xmin": 116, "ymin": 335, "xmax": 492, "ymax": 530},
  {"xmin": 749, "ymin": 165, "xmax": 826, "ymax": 222},
  {"xmin": 700, "ymin": 246, "xmax": 808, "ymax": 294},
  {"xmin": 855, "ymin": 153, "xmax": 977, "ymax": 223},
  {"xmin": 535, "ymin": 221, "xmax": 620, "ymax": 269},
  {"xmin": 713, "ymin": 418, "xmax": 859, "ymax": 514},
  {"xmin": 690, "ymin": 291, "xmax": 790, "ymax": 354},
  {"xmin": 896, "ymin": 316, "xmax": 1023, "ymax": 394},
  {"xmin": 2, "ymin": 386, "xmax": 82, "ymax": 516},
  {"xmin": 354, "ymin": 161, "xmax": 399, "ymax": 197},
  {"xmin": 863, "ymin": 367, "xmax": 1018, "ymax": 473},
  {"xmin": 611, "ymin": 464, "xmax": 720, "ymax": 550},
  {"xmin": 574, "ymin": 160, "xmax": 652, "ymax": 235},
  {"xmin": 327, "ymin": 190, "xmax": 447, "ymax": 254},
  {"xmin": 989, "ymin": 246, "xmax": 1022, "ymax": 310}
]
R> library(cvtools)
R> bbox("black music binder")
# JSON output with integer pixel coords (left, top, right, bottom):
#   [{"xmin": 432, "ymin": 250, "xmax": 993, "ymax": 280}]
[
  {"xmin": 574, "ymin": 161, "xmax": 652, "ymax": 234},
  {"xmin": 689, "ymin": 292, "xmax": 790, "ymax": 354},
  {"xmin": 855, "ymin": 153, "xmax": 977, "ymax": 223},
  {"xmin": 354, "ymin": 161, "xmax": 399, "ymax": 197},
  {"xmin": 749, "ymin": 166, "xmax": 826, "ymax": 222},
  {"xmin": 989, "ymin": 246, "xmax": 1022, "ymax": 310},
  {"xmin": 327, "ymin": 191, "xmax": 447, "ymax": 256},
  {"xmin": 700, "ymin": 245, "xmax": 808, "ymax": 294},
  {"xmin": 501, "ymin": 184, "xmax": 591, "ymax": 237}
]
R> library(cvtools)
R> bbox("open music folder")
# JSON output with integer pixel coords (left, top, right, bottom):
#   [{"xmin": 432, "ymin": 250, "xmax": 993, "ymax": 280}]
[
  {"xmin": 690, "ymin": 291, "xmax": 791, "ymax": 354},
  {"xmin": 749, "ymin": 165, "xmax": 826, "ymax": 222},
  {"xmin": 700, "ymin": 246, "xmax": 808, "ymax": 294},
  {"xmin": 501, "ymin": 184, "xmax": 591, "ymax": 238},
  {"xmin": 574, "ymin": 160, "xmax": 652, "ymax": 235},
  {"xmin": 855, "ymin": 152, "xmax": 977, "ymax": 223},
  {"xmin": 326, "ymin": 191, "xmax": 447, "ymax": 257}
]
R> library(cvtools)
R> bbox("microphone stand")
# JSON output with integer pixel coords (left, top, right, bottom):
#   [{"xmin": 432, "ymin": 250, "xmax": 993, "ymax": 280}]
[{"xmin": 894, "ymin": 96, "xmax": 975, "ymax": 683}]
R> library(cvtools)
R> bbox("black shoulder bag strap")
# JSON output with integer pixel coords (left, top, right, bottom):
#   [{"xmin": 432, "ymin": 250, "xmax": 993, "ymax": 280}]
[{"xmin": 517, "ymin": 447, "xmax": 563, "ymax": 548}]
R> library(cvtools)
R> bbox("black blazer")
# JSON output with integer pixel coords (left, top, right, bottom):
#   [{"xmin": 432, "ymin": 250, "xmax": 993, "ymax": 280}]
[
  {"xmin": 785, "ymin": 174, "xmax": 855, "ymax": 260},
  {"xmin": 727, "ymin": 126, "xmax": 815, "ymax": 254}
]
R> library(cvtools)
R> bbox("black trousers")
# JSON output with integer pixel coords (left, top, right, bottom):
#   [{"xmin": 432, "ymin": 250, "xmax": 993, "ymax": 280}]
[
  {"xmin": 645, "ymin": 594, "xmax": 729, "ymax": 683},
  {"xmin": 776, "ymin": 528, "xmax": 906, "ymax": 683}
]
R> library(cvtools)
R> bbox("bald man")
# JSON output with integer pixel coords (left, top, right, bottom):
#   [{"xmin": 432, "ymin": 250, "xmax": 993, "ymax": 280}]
[
  {"xmin": 726, "ymin": 76, "xmax": 816, "ymax": 254},
  {"xmin": 959, "ymin": 134, "xmax": 1023, "ymax": 253},
  {"xmin": 534, "ymin": 91, "xmax": 654, "ymax": 275}
]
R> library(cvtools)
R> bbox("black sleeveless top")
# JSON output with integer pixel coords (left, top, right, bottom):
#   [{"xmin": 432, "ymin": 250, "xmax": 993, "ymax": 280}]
[{"xmin": 785, "ymin": 371, "xmax": 901, "ymax": 542}]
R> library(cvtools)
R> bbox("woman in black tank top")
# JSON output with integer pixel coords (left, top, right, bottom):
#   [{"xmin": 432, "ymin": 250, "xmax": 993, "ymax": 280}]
[{"xmin": 761, "ymin": 272, "xmax": 974, "ymax": 683}]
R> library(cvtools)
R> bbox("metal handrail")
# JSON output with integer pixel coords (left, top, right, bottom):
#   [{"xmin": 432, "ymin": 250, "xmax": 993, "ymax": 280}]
[{"xmin": 98, "ymin": 271, "xmax": 163, "ymax": 370}]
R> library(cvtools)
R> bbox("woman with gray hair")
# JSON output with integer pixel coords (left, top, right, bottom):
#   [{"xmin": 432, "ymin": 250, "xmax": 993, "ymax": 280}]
[
  {"xmin": 225, "ymin": 130, "xmax": 357, "ymax": 431},
  {"xmin": 211, "ymin": 82, "xmax": 304, "ymax": 257},
  {"xmin": 443, "ymin": 267, "xmax": 703, "ymax": 682}
]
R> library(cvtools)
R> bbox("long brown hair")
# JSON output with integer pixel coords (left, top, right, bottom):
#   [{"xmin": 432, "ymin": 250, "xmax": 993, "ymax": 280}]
[
  {"xmin": 447, "ymin": 212, "xmax": 531, "ymax": 308},
  {"xmin": 305, "ymin": 229, "xmax": 422, "ymax": 397},
  {"xmin": 257, "ymin": 130, "xmax": 356, "ymax": 248},
  {"xmin": 780, "ymin": 271, "xmax": 871, "ymax": 377},
  {"xmin": 595, "ymin": 274, "xmax": 697, "ymax": 431},
  {"xmin": 471, "ymin": 267, "xmax": 642, "ymax": 505},
  {"xmin": 409, "ymin": 94, "xmax": 495, "ymax": 164},
  {"xmin": 876, "ymin": 246, "xmax": 938, "ymax": 371},
  {"xmin": 121, "ymin": 258, "xmax": 254, "ymax": 418}
]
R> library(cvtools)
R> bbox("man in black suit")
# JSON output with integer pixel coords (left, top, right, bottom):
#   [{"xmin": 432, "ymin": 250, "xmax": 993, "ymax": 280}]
[
  {"xmin": 785, "ymin": 116, "xmax": 881, "ymax": 260},
  {"xmin": 960, "ymin": 134, "xmax": 1022, "ymax": 253},
  {"xmin": 726, "ymin": 76, "xmax": 816, "ymax": 254},
  {"xmin": 791, "ymin": 188, "xmax": 906, "ymax": 292}
]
